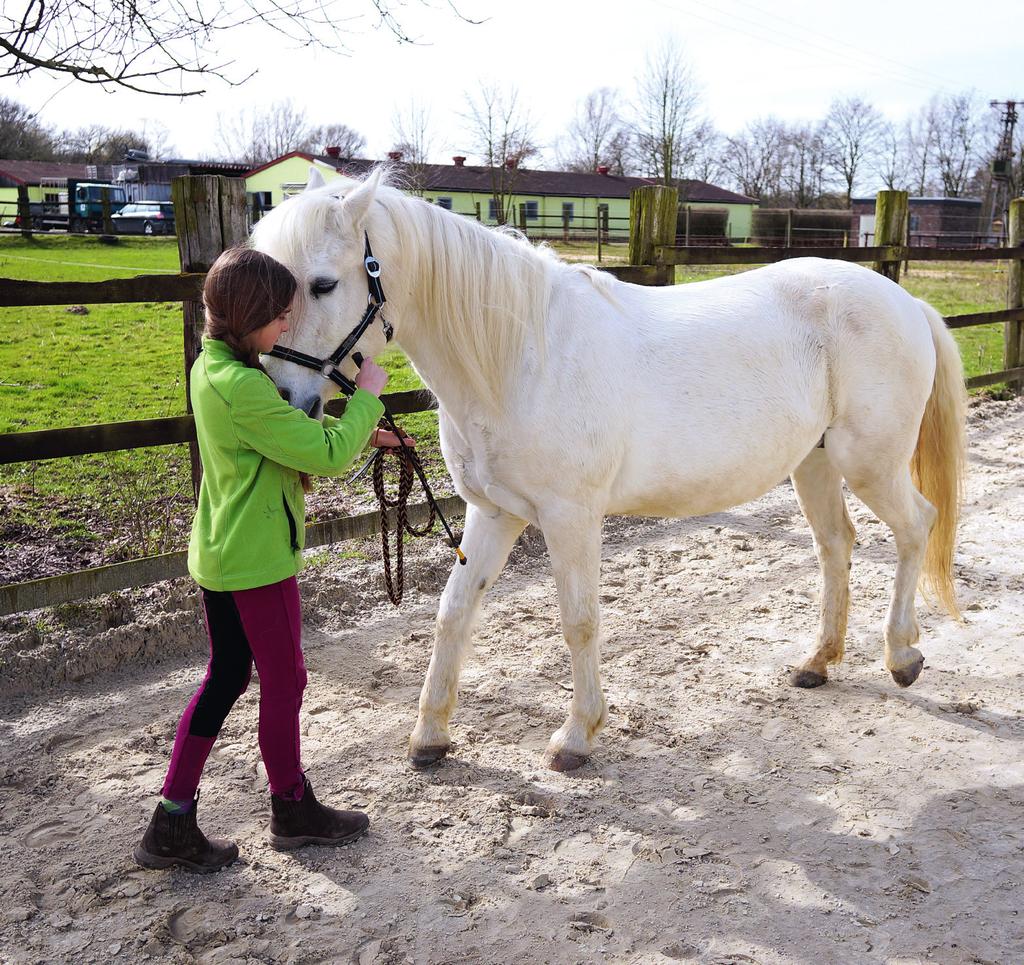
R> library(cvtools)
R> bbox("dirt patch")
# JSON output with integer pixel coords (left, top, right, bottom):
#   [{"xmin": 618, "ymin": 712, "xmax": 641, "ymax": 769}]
[{"xmin": 1, "ymin": 397, "xmax": 1022, "ymax": 963}]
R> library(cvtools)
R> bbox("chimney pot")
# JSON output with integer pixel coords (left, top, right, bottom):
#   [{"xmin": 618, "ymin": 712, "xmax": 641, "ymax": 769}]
[
  {"xmin": 388, "ymin": 151, "xmax": 403, "ymax": 161},
  {"xmin": 597, "ymin": 165, "xmax": 610, "ymax": 175},
  {"xmin": 452, "ymin": 156, "xmax": 466, "ymax": 167},
  {"xmin": 505, "ymin": 157, "xmax": 518, "ymax": 170},
  {"xmin": 325, "ymin": 146, "xmax": 340, "ymax": 158}
]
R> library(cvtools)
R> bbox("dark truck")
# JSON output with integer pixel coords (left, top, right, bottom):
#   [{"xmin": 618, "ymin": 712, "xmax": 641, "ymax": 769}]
[{"xmin": 29, "ymin": 179, "xmax": 128, "ymax": 232}]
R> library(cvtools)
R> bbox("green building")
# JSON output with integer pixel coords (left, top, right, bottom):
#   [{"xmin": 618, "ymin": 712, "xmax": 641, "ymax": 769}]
[{"xmin": 245, "ymin": 151, "xmax": 757, "ymax": 242}]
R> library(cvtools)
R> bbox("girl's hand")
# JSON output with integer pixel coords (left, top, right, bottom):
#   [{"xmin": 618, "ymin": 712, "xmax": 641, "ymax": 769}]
[
  {"xmin": 355, "ymin": 359, "xmax": 388, "ymax": 396},
  {"xmin": 371, "ymin": 428, "xmax": 416, "ymax": 448}
]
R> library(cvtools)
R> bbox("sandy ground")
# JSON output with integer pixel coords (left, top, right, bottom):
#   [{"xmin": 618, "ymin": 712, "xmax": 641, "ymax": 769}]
[{"xmin": 1, "ymin": 397, "xmax": 1022, "ymax": 965}]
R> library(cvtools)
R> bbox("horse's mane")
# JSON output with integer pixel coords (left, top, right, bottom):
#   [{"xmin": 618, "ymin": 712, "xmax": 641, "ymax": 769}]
[{"xmin": 371, "ymin": 182, "xmax": 554, "ymax": 405}]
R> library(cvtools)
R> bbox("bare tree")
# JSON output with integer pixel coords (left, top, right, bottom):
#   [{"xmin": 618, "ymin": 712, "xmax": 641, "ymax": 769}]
[
  {"xmin": 930, "ymin": 91, "xmax": 985, "ymax": 198},
  {"xmin": 687, "ymin": 122, "xmax": 726, "ymax": 186},
  {"xmin": 783, "ymin": 123, "xmax": 831, "ymax": 207},
  {"xmin": 722, "ymin": 118, "xmax": 788, "ymax": 202},
  {"xmin": 391, "ymin": 101, "xmax": 435, "ymax": 195},
  {"xmin": 905, "ymin": 107, "xmax": 940, "ymax": 196},
  {"xmin": 874, "ymin": 120, "xmax": 913, "ymax": 191},
  {"xmin": 1, "ymin": 1, "xmax": 478, "ymax": 97},
  {"xmin": 461, "ymin": 83, "xmax": 539, "ymax": 225},
  {"xmin": 217, "ymin": 100, "xmax": 326, "ymax": 166},
  {"xmin": 631, "ymin": 39, "xmax": 705, "ymax": 184},
  {"xmin": 555, "ymin": 88, "xmax": 632, "ymax": 175},
  {"xmin": 822, "ymin": 96, "xmax": 885, "ymax": 206},
  {"xmin": 309, "ymin": 123, "xmax": 366, "ymax": 159},
  {"xmin": 0, "ymin": 96, "xmax": 53, "ymax": 158},
  {"xmin": 53, "ymin": 124, "xmax": 153, "ymax": 163}
]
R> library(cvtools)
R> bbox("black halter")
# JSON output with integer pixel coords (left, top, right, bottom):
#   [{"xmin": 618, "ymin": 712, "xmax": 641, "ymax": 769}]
[{"xmin": 267, "ymin": 232, "xmax": 394, "ymax": 396}]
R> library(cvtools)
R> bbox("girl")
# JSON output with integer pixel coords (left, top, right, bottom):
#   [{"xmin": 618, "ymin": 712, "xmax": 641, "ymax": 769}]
[{"xmin": 135, "ymin": 246, "xmax": 405, "ymax": 873}]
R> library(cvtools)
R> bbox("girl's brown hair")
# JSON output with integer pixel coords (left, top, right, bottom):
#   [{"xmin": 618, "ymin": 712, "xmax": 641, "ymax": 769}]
[
  {"xmin": 202, "ymin": 246, "xmax": 297, "ymax": 369},
  {"xmin": 203, "ymin": 247, "xmax": 314, "ymax": 492}
]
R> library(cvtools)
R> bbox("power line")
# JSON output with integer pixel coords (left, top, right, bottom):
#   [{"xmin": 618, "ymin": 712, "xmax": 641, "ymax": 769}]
[
  {"xmin": 727, "ymin": 0, "xmax": 963, "ymax": 91},
  {"xmin": 640, "ymin": 0, "xmax": 954, "ymax": 97}
]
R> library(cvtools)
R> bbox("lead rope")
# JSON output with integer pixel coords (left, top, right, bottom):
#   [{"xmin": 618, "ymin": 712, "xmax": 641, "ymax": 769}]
[{"xmin": 371, "ymin": 444, "xmax": 437, "ymax": 605}]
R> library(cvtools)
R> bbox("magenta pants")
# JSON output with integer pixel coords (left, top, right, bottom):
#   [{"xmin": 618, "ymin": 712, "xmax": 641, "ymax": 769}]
[{"xmin": 162, "ymin": 576, "xmax": 307, "ymax": 802}]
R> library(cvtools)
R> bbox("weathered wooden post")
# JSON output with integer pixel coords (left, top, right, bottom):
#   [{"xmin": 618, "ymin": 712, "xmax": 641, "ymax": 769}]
[
  {"xmin": 684, "ymin": 205, "xmax": 691, "ymax": 246},
  {"xmin": 474, "ymin": 201, "xmax": 481, "ymax": 222},
  {"xmin": 172, "ymin": 175, "xmax": 249, "ymax": 500},
  {"xmin": 785, "ymin": 208, "xmax": 793, "ymax": 248},
  {"xmin": 1006, "ymin": 198, "xmax": 1024, "ymax": 394},
  {"xmin": 17, "ymin": 185, "xmax": 31, "ymax": 240},
  {"xmin": 100, "ymin": 187, "xmax": 114, "ymax": 235},
  {"xmin": 629, "ymin": 185, "xmax": 678, "ymax": 284},
  {"xmin": 562, "ymin": 207, "xmax": 570, "ymax": 243},
  {"xmin": 873, "ymin": 190, "xmax": 908, "ymax": 282}
]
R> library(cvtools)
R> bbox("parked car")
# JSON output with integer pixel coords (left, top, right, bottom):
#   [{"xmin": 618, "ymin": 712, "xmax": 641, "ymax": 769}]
[{"xmin": 110, "ymin": 201, "xmax": 176, "ymax": 235}]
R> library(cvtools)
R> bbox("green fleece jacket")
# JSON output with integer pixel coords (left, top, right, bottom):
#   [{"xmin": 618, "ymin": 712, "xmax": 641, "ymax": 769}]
[{"xmin": 187, "ymin": 338, "xmax": 385, "ymax": 591}]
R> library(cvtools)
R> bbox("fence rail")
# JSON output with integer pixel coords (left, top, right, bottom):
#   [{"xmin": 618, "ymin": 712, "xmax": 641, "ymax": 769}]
[
  {"xmin": 656, "ymin": 244, "xmax": 1024, "ymax": 266},
  {"xmin": 1, "ymin": 273, "xmax": 202, "ymax": 307}
]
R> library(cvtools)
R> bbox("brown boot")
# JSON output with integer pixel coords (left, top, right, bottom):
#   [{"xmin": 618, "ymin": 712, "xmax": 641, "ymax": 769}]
[
  {"xmin": 134, "ymin": 794, "xmax": 238, "ymax": 873},
  {"xmin": 269, "ymin": 777, "xmax": 369, "ymax": 851}
]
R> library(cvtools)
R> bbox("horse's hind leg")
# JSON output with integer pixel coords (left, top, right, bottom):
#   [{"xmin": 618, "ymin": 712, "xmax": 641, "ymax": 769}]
[
  {"xmin": 789, "ymin": 448, "xmax": 857, "ymax": 688},
  {"xmin": 846, "ymin": 467, "xmax": 936, "ymax": 687},
  {"xmin": 537, "ymin": 506, "xmax": 607, "ymax": 772},
  {"xmin": 409, "ymin": 504, "xmax": 526, "ymax": 768},
  {"xmin": 827, "ymin": 434, "xmax": 937, "ymax": 688}
]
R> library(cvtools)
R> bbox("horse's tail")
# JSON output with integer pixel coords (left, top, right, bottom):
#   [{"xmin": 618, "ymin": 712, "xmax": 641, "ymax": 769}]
[{"xmin": 913, "ymin": 299, "xmax": 967, "ymax": 620}]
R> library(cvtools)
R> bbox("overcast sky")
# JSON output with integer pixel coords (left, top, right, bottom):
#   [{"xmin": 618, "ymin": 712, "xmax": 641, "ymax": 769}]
[{"xmin": 11, "ymin": 0, "xmax": 1023, "ymax": 174}]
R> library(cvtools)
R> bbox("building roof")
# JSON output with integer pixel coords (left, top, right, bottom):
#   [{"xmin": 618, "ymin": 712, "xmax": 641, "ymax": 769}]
[
  {"xmin": 0, "ymin": 157, "xmax": 249, "ymax": 187},
  {"xmin": 852, "ymin": 195, "xmax": 982, "ymax": 206},
  {"xmin": 0, "ymin": 159, "xmax": 116, "ymax": 185},
  {"xmin": 247, "ymin": 152, "xmax": 757, "ymax": 205}
]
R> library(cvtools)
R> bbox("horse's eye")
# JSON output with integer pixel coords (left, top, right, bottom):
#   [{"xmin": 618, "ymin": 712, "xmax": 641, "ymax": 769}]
[{"xmin": 311, "ymin": 278, "xmax": 338, "ymax": 298}]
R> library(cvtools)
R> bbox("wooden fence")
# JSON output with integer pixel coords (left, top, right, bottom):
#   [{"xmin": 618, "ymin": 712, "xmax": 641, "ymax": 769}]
[{"xmin": 1, "ymin": 182, "xmax": 1022, "ymax": 615}]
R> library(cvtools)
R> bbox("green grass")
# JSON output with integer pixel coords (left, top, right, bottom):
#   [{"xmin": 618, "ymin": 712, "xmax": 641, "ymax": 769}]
[{"xmin": 0, "ymin": 236, "xmax": 1016, "ymax": 569}]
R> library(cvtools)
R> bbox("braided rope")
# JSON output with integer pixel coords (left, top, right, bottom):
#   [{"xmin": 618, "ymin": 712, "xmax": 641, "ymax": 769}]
[{"xmin": 372, "ymin": 445, "xmax": 437, "ymax": 605}]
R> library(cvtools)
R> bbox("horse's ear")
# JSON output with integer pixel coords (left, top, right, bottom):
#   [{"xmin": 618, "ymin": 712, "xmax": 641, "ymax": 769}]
[
  {"xmin": 305, "ymin": 166, "xmax": 327, "ymax": 191},
  {"xmin": 340, "ymin": 168, "xmax": 382, "ymax": 230}
]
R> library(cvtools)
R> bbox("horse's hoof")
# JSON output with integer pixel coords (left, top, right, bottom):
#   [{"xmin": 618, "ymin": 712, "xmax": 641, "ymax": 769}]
[
  {"xmin": 409, "ymin": 744, "xmax": 450, "ymax": 769},
  {"xmin": 545, "ymin": 750, "xmax": 589, "ymax": 772},
  {"xmin": 890, "ymin": 656, "xmax": 925, "ymax": 688},
  {"xmin": 790, "ymin": 668, "xmax": 828, "ymax": 689}
]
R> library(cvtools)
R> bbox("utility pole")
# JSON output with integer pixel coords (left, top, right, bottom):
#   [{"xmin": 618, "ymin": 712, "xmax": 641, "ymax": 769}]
[{"xmin": 988, "ymin": 100, "xmax": 1019, "ymax": 243}]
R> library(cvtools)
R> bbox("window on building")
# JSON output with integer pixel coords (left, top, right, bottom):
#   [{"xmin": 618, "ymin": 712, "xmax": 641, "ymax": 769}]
[
  {"xmin": 488, "ymin": 198, "xmax": 501, "ymax": 220},
  {"xmin": 436, "ymin": 197, "xmax": 453, "ymax": 210},
  {"xmin": 524, "ymin": 201, "xmax": 539, "ymax": 221},
  {"xmin": 562, "ymin": 202, "xmax": 574, "ymax": 222}
]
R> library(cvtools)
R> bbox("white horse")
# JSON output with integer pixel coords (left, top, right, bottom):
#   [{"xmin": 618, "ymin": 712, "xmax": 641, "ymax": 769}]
[{"xmin": 252, "ymin": 169, "xmax": 967, "ymax": 772}]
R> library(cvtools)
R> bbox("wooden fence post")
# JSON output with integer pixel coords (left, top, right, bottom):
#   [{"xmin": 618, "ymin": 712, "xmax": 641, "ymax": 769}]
[
  {"xmin": 17, "ymin": 185, "xmax": 32, "ymax": 239},
  {"xmin": 873, "ymin": 190, "xmax": 908, "ymax": 282},
  {"xmin": 629, "ymin": 185, "xmax": 677, "ymax": 285},
  {"xmin": 629, "ymin": 185, "xmax": 678, "ymax": 266},
  {"xmin": 100, "ymin": 187, "xmax": 114, "ymax": 235},
  {"xmin": 1006, "ymin": 198, "xmax": 1024, "ymax": 394},
  {"xmin": 172, "ymin": 175, "xmax": 249, "ymax": 501}
]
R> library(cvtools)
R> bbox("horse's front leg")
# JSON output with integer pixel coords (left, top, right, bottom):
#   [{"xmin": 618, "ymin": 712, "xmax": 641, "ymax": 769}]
[
  {"xmin": 539, "ymin": 506, "xmax": 607, "ymax": 772},
  {"xmin": 409, "ymin": 503, "xmax": 526, "ymax": 768}
]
